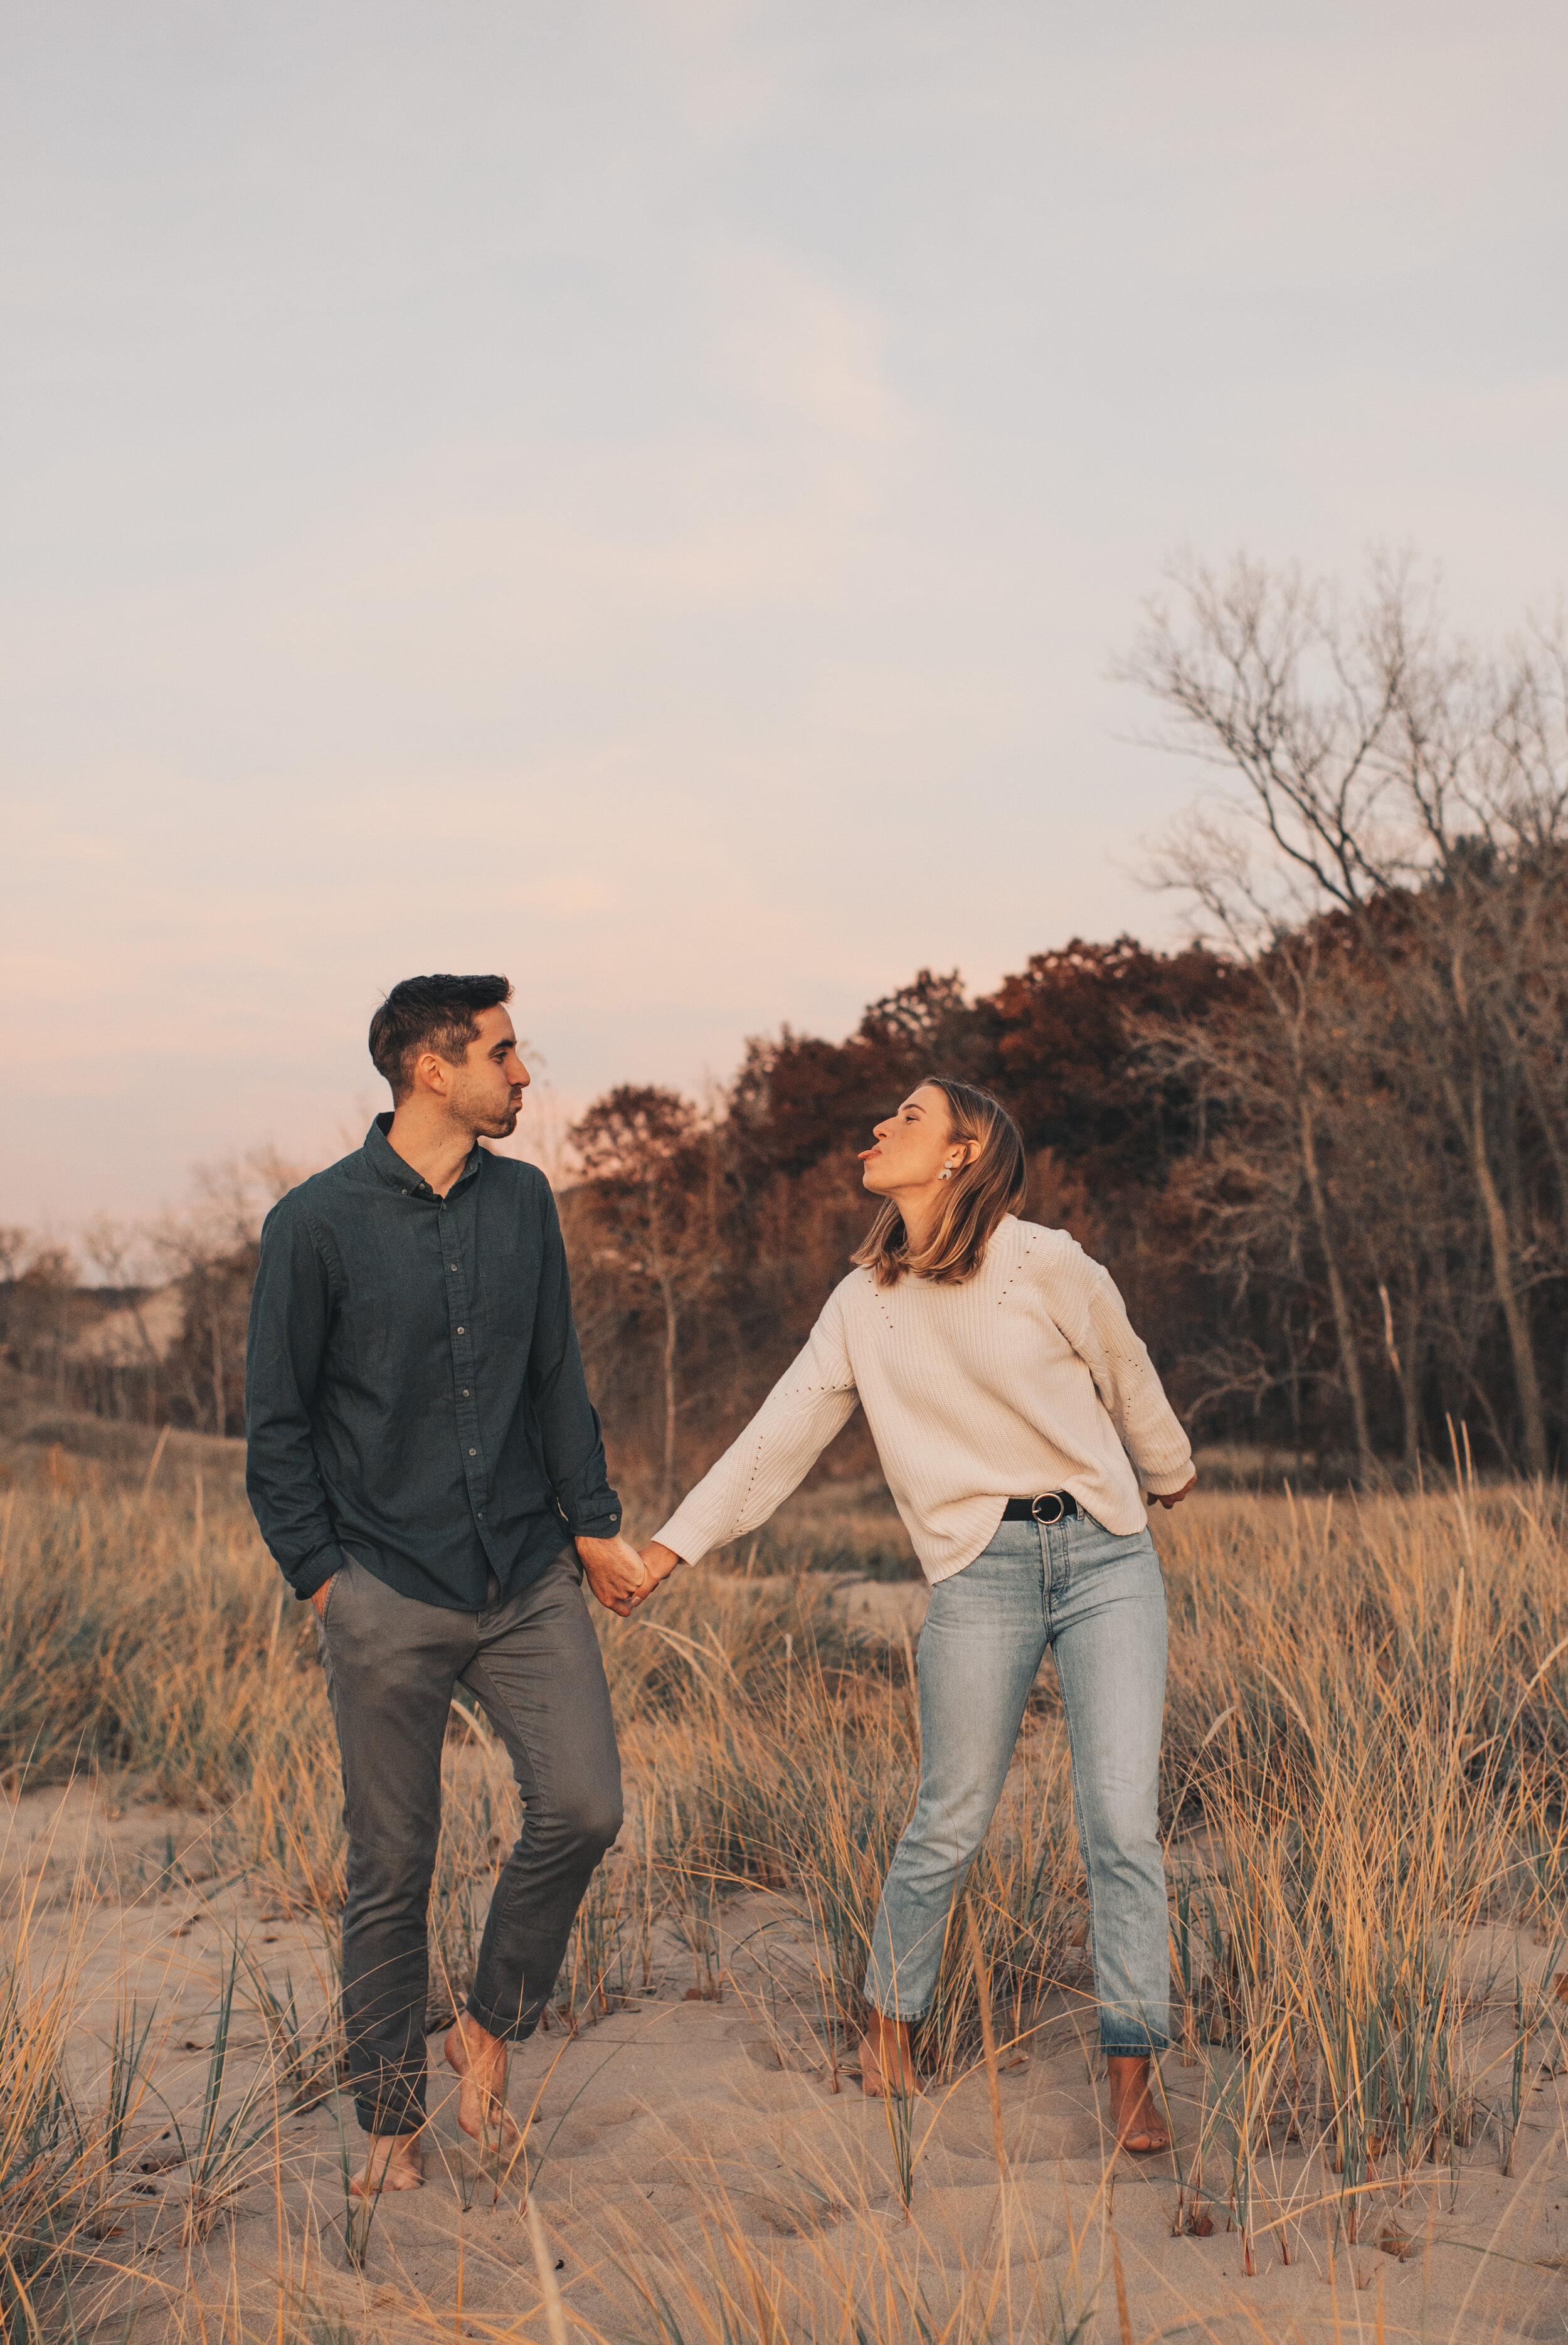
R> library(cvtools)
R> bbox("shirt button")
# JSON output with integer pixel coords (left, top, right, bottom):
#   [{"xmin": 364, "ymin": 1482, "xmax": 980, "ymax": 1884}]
[
  {"xmin": 450, "ymin": 1262, "xmax": 458, "ymax": 1271},
  {"xmin": 456, "ymin": 1326, "xmax": 464, "ymax": 1335},
  {"xmin": 469, "ymin": 1448, "xmax": 477, "ymax": 1457},
  {"xmin": 462, "ymin": 1388, "xmax": 470, "ymax": 1397}
]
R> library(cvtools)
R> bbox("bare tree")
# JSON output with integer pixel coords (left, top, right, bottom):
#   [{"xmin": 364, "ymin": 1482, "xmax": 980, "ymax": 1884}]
[
  {"xmin": 568, "ymin": 1087, "xmax": 718, "ymax": 1514},
  {"xmin": 1, "ymin": 1239, "xmax": 79, "ymax": 1406},
  {"xmin": 1124, "ymin": 552, "xmax": 1568, "ymax": 1476},
  {"xmin": 80, "ymin": 1214, "xmax": 167, "ymax": 1415},
  {"xmin": 1135, "ymin": 926, "xmax": 1380, "ymax": 1476},
  {"xmin": 150, "ymin": 1148, "xmax": 310, "ymax": 1436}
]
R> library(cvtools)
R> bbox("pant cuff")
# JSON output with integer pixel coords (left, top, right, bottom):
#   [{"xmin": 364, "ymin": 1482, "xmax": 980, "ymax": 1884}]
[
  {"xmin": 1100, "ymin": 2036, "xmax": 1169, "ymax": 2057},
  {"xmin": 465, "ymin": 1989, "xmax": 536, "ymax": 2041},
  {"xmin": 354, "ymin": 2102, "xmax": 426, "ymax": 2137}
]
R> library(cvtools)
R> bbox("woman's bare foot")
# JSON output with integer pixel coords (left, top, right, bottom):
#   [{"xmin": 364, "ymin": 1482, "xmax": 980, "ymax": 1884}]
[
  {"xmin": 1107, "ymin": 2054, "xmax": 1170, "ymax": 2154},
  {"xmin": 859, "ymin": 2008, "xmax": 919, "ymax": 2098},
  {"xmin": 444, "ymin": 2015, "xmax": 522, "ymax": 2153},
  {"xmin": 349, "ymin": 2131, "xmax": 425, "ymax": 2195}
]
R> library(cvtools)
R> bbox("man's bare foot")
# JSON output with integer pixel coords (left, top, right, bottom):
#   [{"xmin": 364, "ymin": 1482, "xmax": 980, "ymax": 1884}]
[
  {"xmin": 444, "ymin": 2015, "xmax": 521, "ymax": 2153},
  {"xmin": 349, "ymin": 2131, "xmax": 425, "ymax": 2195},
  {"xmin": 1107, "ymin": 2054, "xmax": 1170, "ymax": 2154},
  {"xmin": 859, "ymin": 2008, "xmax": 919, "ymax": 2099}
]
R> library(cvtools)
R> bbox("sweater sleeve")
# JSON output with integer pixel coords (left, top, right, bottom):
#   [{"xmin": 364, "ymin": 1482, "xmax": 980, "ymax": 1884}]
[
  {"xmin": 653, "ymin": 1285, "xmax": 860, "ymax": 1564},
  {"xmin": 1041, "ymin": 1237, "xmax": 1195, "ymax": 1495}
]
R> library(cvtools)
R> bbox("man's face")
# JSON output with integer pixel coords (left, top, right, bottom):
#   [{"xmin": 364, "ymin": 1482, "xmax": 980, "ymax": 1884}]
[{"xmin": 448, "ymin": 1006, "xmax": 531, "ymax": 1138}]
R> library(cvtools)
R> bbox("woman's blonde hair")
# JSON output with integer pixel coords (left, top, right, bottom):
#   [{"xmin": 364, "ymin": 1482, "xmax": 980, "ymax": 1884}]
[{"xmin": 851, "ymin": 1076, "xmax": 1027, "ymax": 1288}]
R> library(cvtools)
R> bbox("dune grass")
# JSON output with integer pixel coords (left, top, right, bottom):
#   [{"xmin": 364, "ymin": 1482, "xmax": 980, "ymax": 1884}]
[{"xmin": 1, "ymin": 1460, "xmax": 1566, "ymax": 2339}]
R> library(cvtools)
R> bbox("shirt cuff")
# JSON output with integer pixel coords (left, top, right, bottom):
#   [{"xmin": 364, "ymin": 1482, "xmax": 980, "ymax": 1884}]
[
  {"xmin": 294, "ymin": 1544, "xmax": 344, "ymax": 1601},
  {"xmin": 1142, "ymin": 1461, "xmax": 1196, "ymax": 1496},
  {"xmin": 558, "ymin": 1490, "xmax": 623, "ymax": 1540}
]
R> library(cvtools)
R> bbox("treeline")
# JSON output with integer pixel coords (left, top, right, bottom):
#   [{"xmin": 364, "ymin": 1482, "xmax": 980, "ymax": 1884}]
[
  {"xmin": 0, "ymin": 1157, "xmax": 294, "ymax": 1440},
  {"xmin": 559, "ymin": 891, "xmax": 1568, "ymax": 1504},
  {"xmin": 7, "ymin": 556, "xmax": 1565, "ymax": 1497}
]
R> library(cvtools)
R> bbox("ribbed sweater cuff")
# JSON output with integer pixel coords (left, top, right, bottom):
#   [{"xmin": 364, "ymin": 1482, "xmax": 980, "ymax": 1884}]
[{"xmin": 652, "ymin": 1504, "xmax": 710, "ymax": 1566}]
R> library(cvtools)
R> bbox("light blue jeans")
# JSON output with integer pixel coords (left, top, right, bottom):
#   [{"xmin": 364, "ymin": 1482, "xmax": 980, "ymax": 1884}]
[{"xmin": 864, "ymin": 1511, "xmax": 1170, "ymax": 2055}]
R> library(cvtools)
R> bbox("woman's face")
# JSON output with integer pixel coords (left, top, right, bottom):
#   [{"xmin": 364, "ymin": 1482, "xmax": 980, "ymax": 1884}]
[{"xmin": 859, "ymin": 1084, "xmax": 956, "ymax": 1195}]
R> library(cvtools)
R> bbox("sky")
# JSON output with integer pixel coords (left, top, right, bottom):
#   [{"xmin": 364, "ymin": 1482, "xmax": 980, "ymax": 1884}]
[{"xmin": 3, "ymin": 0, "xmax": 1565, "ymax": 1231}]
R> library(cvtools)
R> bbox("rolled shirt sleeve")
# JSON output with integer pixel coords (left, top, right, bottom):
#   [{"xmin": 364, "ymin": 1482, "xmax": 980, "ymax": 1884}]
[
  {"xmin": 527, "ymin": 1185, "xmax": 620, "ymax": 1540},
  {"xmin": 244, "ymin": 1200, "xmax": 345, "ymax": 1600}
]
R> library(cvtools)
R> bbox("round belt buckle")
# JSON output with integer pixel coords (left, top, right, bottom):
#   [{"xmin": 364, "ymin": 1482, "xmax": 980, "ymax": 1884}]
[{"xmin": 1030, "ymin": 1491, "xmax": 1066, "ymax": 1525}]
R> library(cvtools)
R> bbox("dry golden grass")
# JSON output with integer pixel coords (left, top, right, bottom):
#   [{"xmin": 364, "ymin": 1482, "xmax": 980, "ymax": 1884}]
[{"xmin": 1, "ymin": 1458, "xmax": 1566, "ymax": 2341}]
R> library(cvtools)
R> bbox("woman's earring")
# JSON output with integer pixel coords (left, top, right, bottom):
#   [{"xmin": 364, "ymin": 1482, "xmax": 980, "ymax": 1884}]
[{"xmin": 939, "ymin": 1165, "xmax": 955, "ymax": 1181}]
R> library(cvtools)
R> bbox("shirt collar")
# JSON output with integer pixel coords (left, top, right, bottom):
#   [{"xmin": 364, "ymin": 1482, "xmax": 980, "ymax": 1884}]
[{"xmin": 363, "ymin": 1113, "xmax": 484, "ymax": 1199}]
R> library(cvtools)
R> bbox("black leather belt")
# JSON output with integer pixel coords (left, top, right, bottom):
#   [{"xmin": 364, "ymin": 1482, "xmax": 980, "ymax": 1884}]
[{"xmin": 1002, "ymin": 1492, "xmax": 1079, "ymax": 1525}]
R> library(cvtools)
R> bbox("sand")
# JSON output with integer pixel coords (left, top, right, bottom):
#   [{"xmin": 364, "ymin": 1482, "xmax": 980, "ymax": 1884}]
[{"xmin": 8, "ymin": 1770, "xmax": 1568, "ymax": 2345}]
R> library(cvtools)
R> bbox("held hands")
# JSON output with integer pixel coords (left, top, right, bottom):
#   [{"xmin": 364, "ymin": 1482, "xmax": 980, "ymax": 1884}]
[
  {"xmin": 576, "ymin": 1534, "xmax": 682, "ymax": 1616},
  {"xmin": 1147, "ymin": 1474, "xmax": 1197, "ymax": 1510},
  {"xmin": 575, "ymin": 1533, "xmax": 650, "ymax": 1617},
  {"xmin": 626, "ymin": 1540, "xmax": 682, "ymax": 1611}
]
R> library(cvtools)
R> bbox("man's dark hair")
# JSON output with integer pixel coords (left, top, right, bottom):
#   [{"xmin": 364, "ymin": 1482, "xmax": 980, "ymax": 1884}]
[{"xmin": 368, "ymin": 975, "xmax": 514, "ymax": 1103}]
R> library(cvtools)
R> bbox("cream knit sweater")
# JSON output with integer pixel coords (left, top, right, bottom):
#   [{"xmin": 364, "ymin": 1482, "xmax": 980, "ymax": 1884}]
[{"xmin": 654, "ymin": 1215, "xmax": 1195, "ymax": 1584}]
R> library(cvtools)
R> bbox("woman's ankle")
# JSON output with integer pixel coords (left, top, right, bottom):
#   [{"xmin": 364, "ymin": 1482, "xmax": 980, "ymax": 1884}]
[{"xmin": 862, "ymin": 2008, "xmax": 916, "ymax": 2086}]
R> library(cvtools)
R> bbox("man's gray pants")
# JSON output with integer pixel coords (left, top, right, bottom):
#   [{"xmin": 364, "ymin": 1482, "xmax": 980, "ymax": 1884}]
[{"xmin": 317, "ymin": 1546, "xmax": 623, "ymax": 2136}]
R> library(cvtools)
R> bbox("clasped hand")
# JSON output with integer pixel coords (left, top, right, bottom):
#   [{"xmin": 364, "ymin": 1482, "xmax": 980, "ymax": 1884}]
[{"xmin": 575, "ymin": 1533, "xmax": 682, "ymax": 1616}]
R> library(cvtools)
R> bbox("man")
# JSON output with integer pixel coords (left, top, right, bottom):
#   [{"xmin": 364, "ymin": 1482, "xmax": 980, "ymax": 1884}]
[{"xmin": 245, "ymin": 974, "xmax": 647, "ymax": 2196}]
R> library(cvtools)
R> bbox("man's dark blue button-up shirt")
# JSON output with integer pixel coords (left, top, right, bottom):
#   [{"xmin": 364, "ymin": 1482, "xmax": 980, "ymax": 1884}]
[{"xmin": 245, "ymin": 1116, "xmax": 620, "ymax": 1609}]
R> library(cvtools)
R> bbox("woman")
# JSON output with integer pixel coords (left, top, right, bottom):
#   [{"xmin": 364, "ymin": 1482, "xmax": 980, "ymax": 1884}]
[{"xmin": 635, "ymin": 1077, "xmax": 1195, "ymax": 2152}]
